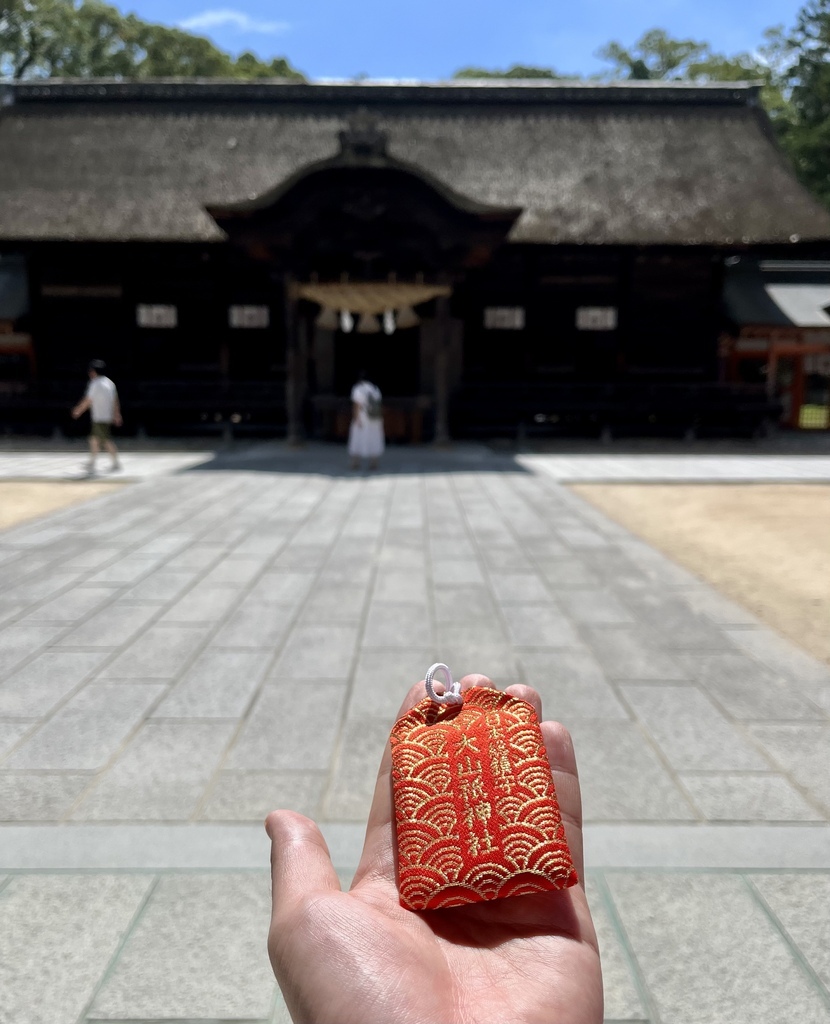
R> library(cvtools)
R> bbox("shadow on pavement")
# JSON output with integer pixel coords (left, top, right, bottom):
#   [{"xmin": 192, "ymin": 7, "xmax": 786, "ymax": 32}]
[{"xmin": 183, "ymin": 441, "xmax": 532, "ymax": 477}]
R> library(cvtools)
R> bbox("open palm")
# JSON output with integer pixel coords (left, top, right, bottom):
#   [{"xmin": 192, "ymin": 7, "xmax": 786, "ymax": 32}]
[{"xmin": 266, "ymin": 675, "xmax": 603, "ymax": 1024}]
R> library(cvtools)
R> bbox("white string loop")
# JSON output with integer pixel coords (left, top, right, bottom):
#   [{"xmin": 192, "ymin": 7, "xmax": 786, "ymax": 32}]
[{"xmin": 424, "ymin": 663, "xmax": 463, "ymax": 705}]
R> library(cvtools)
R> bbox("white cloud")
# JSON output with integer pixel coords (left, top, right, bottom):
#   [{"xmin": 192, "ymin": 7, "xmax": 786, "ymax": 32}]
[{"xmin": 178, "ymin": 9, "xmax": 289, "ymax": 34}]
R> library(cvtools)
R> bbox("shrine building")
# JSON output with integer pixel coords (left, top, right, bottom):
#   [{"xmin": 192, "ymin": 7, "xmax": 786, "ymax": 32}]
[{"xmin": 1, "ymin": 78, "xmax": 830, "ymax": 441}]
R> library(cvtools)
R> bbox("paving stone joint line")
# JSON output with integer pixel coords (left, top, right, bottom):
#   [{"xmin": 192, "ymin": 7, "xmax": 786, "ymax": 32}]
[{"xmin": 741, "ymin": 875, "xmax": 830, "ymax": 1012}]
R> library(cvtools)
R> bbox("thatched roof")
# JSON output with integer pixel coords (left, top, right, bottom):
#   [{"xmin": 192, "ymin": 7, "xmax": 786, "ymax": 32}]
[{"xmin": 0, "ymin": 79, "xmax": 827, "ymax": 246}]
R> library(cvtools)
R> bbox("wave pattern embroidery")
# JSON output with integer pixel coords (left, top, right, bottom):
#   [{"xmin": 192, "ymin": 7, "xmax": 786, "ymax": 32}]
[{"xmin": 390, "ymin": 686, "xmax": 578, "ymax": 910}]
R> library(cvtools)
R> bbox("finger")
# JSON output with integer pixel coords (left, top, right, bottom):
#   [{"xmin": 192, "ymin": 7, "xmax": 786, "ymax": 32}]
[
  {"xmin": 540, "ymin": 720, "xmax": 586, "ymax": 882},
  {"xmin": 505, "ymin": 684, "xmax": 585, "ymax": 880},
  {"xmin": 504, "ymin": 682, "xmax": 542, "ymax": 720},
  {"xmin": 351, "ymin": 674, "xmax": 498, "ymax": 888},
  {"xmin": 265, "ymin": 810, "xmax": 340, "ymax": 921},
  {"xmin": 457, "ymin": 672, "xmax": 496, "ymax": 693}
]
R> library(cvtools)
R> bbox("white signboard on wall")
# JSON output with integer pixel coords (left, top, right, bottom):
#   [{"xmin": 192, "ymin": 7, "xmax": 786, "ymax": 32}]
[
  {"xmin": 484, "ymin": 306, "xmax": 525, "ymax": 330},
  {"xmin": 576, "ymin": 306, "xmax": 617, "ymax": 331},
  {"xmin": 229, "ymin": 305, "xmax": 269, "ymax": 329},
  {"xmin": 136, "ymin": 304, "xmax": 177, "ymax": 328}
]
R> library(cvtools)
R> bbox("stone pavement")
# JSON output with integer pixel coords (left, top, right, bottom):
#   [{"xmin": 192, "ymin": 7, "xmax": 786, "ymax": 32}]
[
  {"xmin": 0, "ymin": 450, "xmax": 214, "ymax": 481},
  {"xmin": 0, "ymin": 444, "xmax": 828, "ymax": 1023},
  {"xmin": 520, "ymin": 452, "xmax": 830, "ymax": 482}
]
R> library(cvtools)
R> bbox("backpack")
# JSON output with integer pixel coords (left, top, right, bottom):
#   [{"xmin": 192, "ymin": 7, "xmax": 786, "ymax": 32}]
[{"xmin": 364, "ymin": 385, "xmax": 383, "ymax": 420}]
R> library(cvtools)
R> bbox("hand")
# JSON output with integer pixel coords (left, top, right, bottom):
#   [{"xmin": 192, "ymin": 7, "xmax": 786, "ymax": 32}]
[
  {"xmin": 113, "ymin": 413, "xmax": 123, "ymax": 427},
  {"xmin": 266, "ymin": 675, "xmax": 603, "ymax": 1024},
  {"xmin": 71, "ymin": 406, "xmax": 81, "ymax": 420}
]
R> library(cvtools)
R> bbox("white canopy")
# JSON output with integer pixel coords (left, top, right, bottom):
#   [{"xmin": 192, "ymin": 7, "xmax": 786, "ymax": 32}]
[{"xmin": 765, "ymin": 285, "xmax": 830, "ymax": 328}]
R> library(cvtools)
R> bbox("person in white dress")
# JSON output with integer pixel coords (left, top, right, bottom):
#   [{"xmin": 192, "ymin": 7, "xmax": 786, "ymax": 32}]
[{"xmin": 348, "ymin": 372, "xmax": 384, "ymax": 470}]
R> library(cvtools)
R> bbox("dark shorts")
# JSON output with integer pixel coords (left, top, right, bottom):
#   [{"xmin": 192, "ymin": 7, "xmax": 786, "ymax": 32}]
[{"xmin": 91, "ymin": 422, "xmax": 112, "ymax": 442}]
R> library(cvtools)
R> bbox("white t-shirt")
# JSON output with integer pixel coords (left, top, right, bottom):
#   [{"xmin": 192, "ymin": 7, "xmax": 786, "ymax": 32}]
[{"xmin": 85, "ymin": 376, "xmax": 117, "ymax": 423}]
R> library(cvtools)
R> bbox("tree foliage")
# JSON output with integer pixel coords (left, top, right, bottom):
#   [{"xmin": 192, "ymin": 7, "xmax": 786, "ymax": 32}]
[
  {"xmin": 596, "ymin": 27, "xmax": 789, "ymax": 126},
  {"xmin": 0, "ymin": 0, "xmax": 304, "ymax": 80},
  {"xmin": 780, "ymin": 0, "xmax": 830, "ymax": 206},
  {"xmin": 597, "ymin": 29, "xmax": 710, "ymax": 80},
  {"xmin": 595, "ymin": 26, "xmax": 779, "ymax": 85},
  {"xmin": 454, "ymin": 64, "xmax": 560, "ymax": 80},
  {"xmin": 452, "ymin": 28, "xmax": 776, "ymax": 88}
]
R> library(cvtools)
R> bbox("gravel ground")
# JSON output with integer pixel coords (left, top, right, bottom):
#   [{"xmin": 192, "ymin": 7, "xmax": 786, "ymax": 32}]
[
  {"xmin": 572, "ymin": 483, "xmax": 830, "ymax": 666},
  {"xmin": 0, "ymin": 481, "xmax": 123, "ymax": 532}
]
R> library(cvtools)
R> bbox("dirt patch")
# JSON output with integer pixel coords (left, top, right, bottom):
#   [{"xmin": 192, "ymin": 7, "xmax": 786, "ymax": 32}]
[
  {"xmin": 571, "ymin": 483, "xmax": 830, "ymax": 666},
  {"xmin": 0, "ymin": 481, "xmax": 123, "ymax": 532}
]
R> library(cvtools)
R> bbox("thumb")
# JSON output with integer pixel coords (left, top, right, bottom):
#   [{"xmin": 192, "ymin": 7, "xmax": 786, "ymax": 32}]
[{"xmin": 266, "ymin": 810, "xmax": 341, "ymax": 913}]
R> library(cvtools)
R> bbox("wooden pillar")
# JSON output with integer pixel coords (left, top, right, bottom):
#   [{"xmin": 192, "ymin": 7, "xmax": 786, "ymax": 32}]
[
  {"xmin": 298, "ymin": 312, "xmax": 310, "ymax": 435},
  {"xmin": 793, "ymin": 354, "xmax": 806, "ymax": 429},
  {"xmin": 284, "ymin": 277, "xmax": 303, "ymax": 446},
  {"xmin": 314, "ymin": 325, "xmax": 335, "ymax": 393},
  {"xmin": 433, "ymin": 294, "xmax": 451, "ymax": 445}
]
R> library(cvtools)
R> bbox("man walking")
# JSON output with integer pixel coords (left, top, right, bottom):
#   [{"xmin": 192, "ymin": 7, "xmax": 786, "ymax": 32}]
[{"xmin": 71, "ymin": 359, "xmax": 122, "ymax": 474}]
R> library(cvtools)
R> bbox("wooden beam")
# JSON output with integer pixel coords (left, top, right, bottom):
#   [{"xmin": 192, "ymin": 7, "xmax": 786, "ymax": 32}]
[{"xmin": 284, "ymin": 276, "xmax": 303, "ymax": 446}]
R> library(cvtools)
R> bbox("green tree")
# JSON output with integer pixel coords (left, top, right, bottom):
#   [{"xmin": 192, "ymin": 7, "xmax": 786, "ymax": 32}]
[
  {"xmin": 126, "ymin": 18, "xmax": 238, "ymax": 77},
  {"xmin": 597, "ymin": 29, "xmax": 710, "ymax": 80},
  {"xmin": 454, "ymin": 30, "xmax": 771, "ymax": 86},
  {"xmin": 0, "ymin": 0, "xmax": 304, "ymax": 80},
  {"xmin": 596, "ymin": 26, "xmax": 781, "ymax": 89},
  {"xmin": 69, "ymin": 2, "xmax": 138, "ymax": 76},
  {"xmin": 1, "ymin": 0, "xmax": 77, "ymax": 78},
  {"xmin": 687, "ymin": 30, "xmax": 788, "ymax": 121},
  {"xmin": 454, "ymin": 64, "xmax": 560, "ymax": 79},
  {"xmin": 596, "ymin": 26, "xmax": 787, "ymax": 127},
  {"xmin": 779, "ymin": 0, "xmax": 830, "ymax": 206},
  {"xmin": 234, "ymin": 51, "xmax": 300, "ymax": 79}
]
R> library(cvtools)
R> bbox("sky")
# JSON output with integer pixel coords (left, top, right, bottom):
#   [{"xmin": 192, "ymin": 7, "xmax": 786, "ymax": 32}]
[{"xmin": 125, "ymin": 0, "xmax": 806, "ymax": 79}]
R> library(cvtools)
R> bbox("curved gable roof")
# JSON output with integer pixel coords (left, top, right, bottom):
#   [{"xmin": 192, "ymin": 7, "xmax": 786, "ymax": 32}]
[{"xmin": 0, "ymin": 79, "xmax": 827, "ymax": 246}]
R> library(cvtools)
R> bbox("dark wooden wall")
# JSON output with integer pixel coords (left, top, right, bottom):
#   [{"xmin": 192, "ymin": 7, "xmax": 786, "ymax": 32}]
[
  {"xmin": 1, "ymin": 239, "xmax": 778, "ymax": 439},
  {"xmin": 3, "ymin": 241, "xmax": 288, "ymax": 436}
]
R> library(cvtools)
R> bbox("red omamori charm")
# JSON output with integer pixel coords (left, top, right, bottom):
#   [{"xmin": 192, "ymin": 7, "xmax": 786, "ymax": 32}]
[{"xmin": 390, "ymin": 685, "xmax": 578, "ymax": 911}]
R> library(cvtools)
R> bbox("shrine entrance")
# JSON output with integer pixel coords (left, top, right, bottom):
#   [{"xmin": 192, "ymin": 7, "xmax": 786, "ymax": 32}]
[
  {"xmin": 726, "ymin": 329, "xmax": 830, "ymax": 431},
  {"xmin": 205, "ymin": 113, "xmax": 520, "ymax": 443},
  {"xmin": 295, "ymin": 279, "xmax": 451, "ymax": 442},
  {"xmin": 332, "ymin": 325, "xmax": 420, "ymax": 398},
  {"xmin": 723, "ymin": 259, "xmax": 830, "ymax": 431}
]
